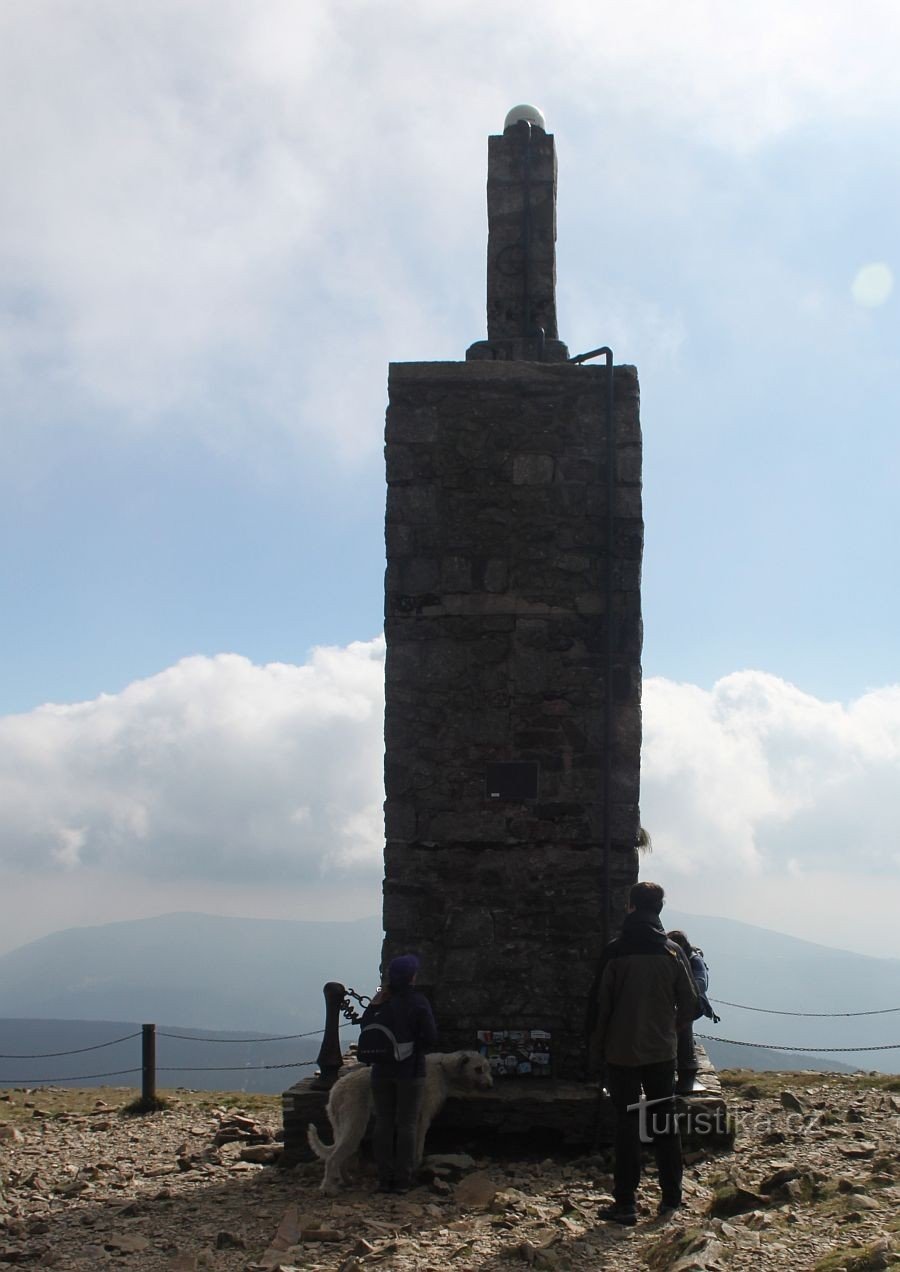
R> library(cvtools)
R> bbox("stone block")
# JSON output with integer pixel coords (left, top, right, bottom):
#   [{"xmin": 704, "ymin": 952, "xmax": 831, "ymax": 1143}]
[
  {"xmin": 384, "ymin": 799, "xmax": 416, "ymax": 840},
  {"xmin": 402, "ymin": 557, "xmax": 440, "ymax": 593},
  {"xmin": 616, "ymin": 444, "xmax": 642, "ymax": 485},
  {"xmin": 441, "ymin": 554, "xmax": 472, "ymax": 591},
  {"xmin": 477, "ymin": 559, "xmax": 506, "ymax": 592},
  {"xmin": 512, "ymin": 453, "xmax": 555, "ymax": 485},
  {"xmin": 384, "ymin": 442, "xmax": 417, "ymax": 481},
  {"xmin": 385, "ymin": 483, "xmax": 440, "ymax": 524},
  {"xmin": 385, "ymin": 521, "xmax": 415, "ymax": 555},
  {"xmin": 611, "ymin": 558, "xmax": 643, "ymax": 591},
  {"xmin": 574, "ymin": 592, "xmax": 604, "ymax": 614},
  {"xmin": 441, "ymin": 906, "xmax": 496, "ymax": 948},
  {"xmin": 419, "ymin": 809, "xmax": 509, "ymax": 843},
  {"xmin": 440, "ymin": 947, "xmax": 489, "ymax": 983},
  {"xmin": 384, "ymin": 642, "xmax": 424, "ymax": 685},
  {"xmin": 385, "ymin": 401, "xmax": 439, "ymax": 444}
]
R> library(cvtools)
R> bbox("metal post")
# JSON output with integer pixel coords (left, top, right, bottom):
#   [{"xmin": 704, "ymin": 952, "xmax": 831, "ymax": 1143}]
[
  {"xmin": 141, "ymin": 1023, "xmax": 156, "ymax": 1105},
  {"xmin": 312, "ymin": 982, "xmax": 347, "ymax": 1090},
  {"xmin": 603, "ymin": 350, "xmax": 616, "ymax": 947}
]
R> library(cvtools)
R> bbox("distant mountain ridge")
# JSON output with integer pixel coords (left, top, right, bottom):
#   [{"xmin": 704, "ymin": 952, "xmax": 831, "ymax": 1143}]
[
  {"xmin": 0, "ymin": 912, "xmax": 382, "ymax": 1034},
  {"xmin": 665, "ymin": 908, "xmax": 900, "ymax": 1073},
  {"xmin": 0, "ymin": 909, "xmax": 897, "ymax": 1076}
]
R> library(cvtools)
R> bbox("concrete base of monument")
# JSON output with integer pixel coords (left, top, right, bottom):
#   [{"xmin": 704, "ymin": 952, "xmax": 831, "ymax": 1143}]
[
  {"xmin": 429, "ymin": 1046, "xmax": 727, "ymax": 1152},
  {"xmin": 280, "ymin": 1045, "xmax": 728, "ymax": 1166},
  {"xmin": 280, "ymin": 1076, "xmax": 332, "ymax": 1166},
  {"xmin": 431, "ymin": 1078, "xmax": 604, "ymax": 1150}
]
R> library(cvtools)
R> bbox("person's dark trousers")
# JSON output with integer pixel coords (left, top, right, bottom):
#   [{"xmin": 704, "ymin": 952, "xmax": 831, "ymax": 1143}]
[
  {"xmin": 676, "ymin": 1023, "xmax": 698, "ymax": 1089},
  {"xmin": 606, "ymin": 1060, "xmax": 682, "ymax": 1210},
  {"xmin": 370, "ymin": 1075, "xmax": 425, "ymax": 1188}
]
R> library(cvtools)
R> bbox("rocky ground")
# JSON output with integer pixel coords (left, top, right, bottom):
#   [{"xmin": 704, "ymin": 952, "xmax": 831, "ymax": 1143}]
[{"xmin": 2, "ymin": 1071, "xmax": 900, "ymax": 1271}]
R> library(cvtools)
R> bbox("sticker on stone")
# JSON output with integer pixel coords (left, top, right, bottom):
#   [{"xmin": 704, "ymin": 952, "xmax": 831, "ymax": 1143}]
[{"xmin": 476, "ymin": 1028, "xmax": 552, "ymax": 1077}]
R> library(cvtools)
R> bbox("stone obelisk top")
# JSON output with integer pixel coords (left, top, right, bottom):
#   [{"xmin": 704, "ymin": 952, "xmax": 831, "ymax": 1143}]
[{"xmin": 467, "ymin": 104, "xmax": 569, "ymax": 363}]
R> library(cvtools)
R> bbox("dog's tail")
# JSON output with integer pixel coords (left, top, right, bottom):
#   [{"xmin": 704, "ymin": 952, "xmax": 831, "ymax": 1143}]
[{"xmin": 306, "ymin": 1123, "xmax": 333, "ymax": 1161}]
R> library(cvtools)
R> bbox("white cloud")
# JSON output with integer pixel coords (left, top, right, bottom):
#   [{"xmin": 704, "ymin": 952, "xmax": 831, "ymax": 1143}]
[
  {"xmin": 4, "ymin": 0, "xmax": 900, "ymax": 458},
  {"xmin": 642, "ymin": 671, "xmax": 900, "ymax": 952},
  {"xmin": 0, "ymin": 637, "xmax": 386, "ymax": 885},
  {"xmin": 643, "ymin": 671, "xmax": 900, "ymax": 871},
  {"xmin": 4, "ymin": 650, "xmax": 900, "ymax": 952}
]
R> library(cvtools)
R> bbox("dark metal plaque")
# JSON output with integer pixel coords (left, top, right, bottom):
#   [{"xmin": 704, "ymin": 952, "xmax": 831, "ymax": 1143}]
[{"xmin": 485, "ymin": 761, "xmax": 539, "ymax": 801}]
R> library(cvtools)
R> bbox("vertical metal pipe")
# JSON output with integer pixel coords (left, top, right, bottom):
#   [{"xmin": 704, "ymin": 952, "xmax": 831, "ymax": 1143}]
[
  {"xmin": 602, "ymin": 351, "xmax": 615, "ymax": 947},
  {"xmin": 570, "ymin": 346, "xmax": 616, "ymax": 944},
  {"xmin": 141, "ymin": 1023, "xmax": 156, "ymax": 1105}
]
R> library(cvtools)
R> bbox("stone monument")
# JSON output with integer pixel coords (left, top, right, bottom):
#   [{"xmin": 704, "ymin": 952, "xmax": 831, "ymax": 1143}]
[
  {"xmin": 381, "ymin": 105, "xmax": 644, "ymax": 1083},
  {"xmin": 281, "ymin": 111, "xmax": 728, "ymax": 1158}
]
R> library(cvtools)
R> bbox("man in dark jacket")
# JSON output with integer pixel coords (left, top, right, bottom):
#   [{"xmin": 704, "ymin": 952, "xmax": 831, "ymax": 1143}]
[
  {"xmin": 587, "ymin": 881, "xmax": 698, "ymax": 1225},
  {"xmin": 359, "ymin": 953, "xmax": 437, "ymax": 1193}
]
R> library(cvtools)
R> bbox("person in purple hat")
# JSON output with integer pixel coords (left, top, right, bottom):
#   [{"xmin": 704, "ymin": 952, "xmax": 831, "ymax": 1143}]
[{"xmin": 358, "ymin": 953, "xmax": 437, "ymax": 1192}]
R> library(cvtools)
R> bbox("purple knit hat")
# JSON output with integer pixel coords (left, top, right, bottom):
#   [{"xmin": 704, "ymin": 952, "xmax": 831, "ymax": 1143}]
[{"xmin": 387, "ymin": 954, "xmax": 419, "ymax": 988}]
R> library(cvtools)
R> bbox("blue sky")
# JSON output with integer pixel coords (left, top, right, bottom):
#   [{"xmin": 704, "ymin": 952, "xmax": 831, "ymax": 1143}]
[{"xmin": 2, "ymin": 0, "xmax": 900, "ymax": 957}]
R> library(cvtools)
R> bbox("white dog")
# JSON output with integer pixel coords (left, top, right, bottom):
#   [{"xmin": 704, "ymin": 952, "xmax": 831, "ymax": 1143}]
[{"xmin": 307, "ymin": 1050, "xmax": 493, "ymax": 1194}]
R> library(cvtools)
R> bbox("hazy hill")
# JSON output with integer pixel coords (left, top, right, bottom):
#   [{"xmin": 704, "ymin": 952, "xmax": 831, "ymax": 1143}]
[
  {"xmin": 0, "ymin": 912, "xmax": 382, "ymax": 1033},
  {"xmin": 665, "ymin": 908, "xmax": 900, "ymax": 1070},
  {"xmin": 0, "ymin": 908, "xmax": 898, "ymax": 1076},
  {"xmin": 701, "ymin": 1038, "xmax": 858, "ymax": 1074}
]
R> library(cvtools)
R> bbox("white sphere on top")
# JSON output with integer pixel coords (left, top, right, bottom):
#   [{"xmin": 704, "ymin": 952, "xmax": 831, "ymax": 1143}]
[{"xmin": 504, "ymin": 104, "xmax": 546, "ymax": 132}]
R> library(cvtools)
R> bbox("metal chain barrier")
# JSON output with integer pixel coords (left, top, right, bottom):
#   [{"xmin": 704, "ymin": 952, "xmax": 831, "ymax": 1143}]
[
  {"xmin": 157, "ymin": 1061, "xmax": 318, "ymax": 1072},
  {"xmin": 156, "ymin": 1026, "xmax": 350, "ymax": 1043},
  {"xmin": 340, "ymin": 987, "xmax": 371, "ymax": 1025},
  {"xmin": 0, "ymin": 1058, "xmax": 322, "ymax": 1084},
  {"xmin": 0, "ymin": 1032, "xmax": 142, "ymax": 1059},
  {"xmin": 712, "ymin": 999, "xmax": 900, "ymax": 1018},
  {"xmin": 8, "ymin": 988, "xmax": 900, "ymax": 1088},
  {"xmin": 0, "ymin": 1067, "xmax": 144, "ymax": 1083},
  {"xmin": 696, "ymin": 1033, "xmax": 900, "ymax": 1053},
  {"xmin": 0, "ymin": 1017, "xmax": 356, "ymax": 1088}
]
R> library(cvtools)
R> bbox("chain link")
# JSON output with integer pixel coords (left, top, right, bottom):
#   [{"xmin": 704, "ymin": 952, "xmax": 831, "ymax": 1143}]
[
  {"xmin": 340, "ymin": 986, "xmax": 371, "ymax": 1025},
  {"xmin": 696, "ymin": 1032, "xmax": 900, "ymax": 1052}
]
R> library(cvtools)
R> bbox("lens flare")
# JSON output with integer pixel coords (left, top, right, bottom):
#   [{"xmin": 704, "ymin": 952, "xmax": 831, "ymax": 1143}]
[{"xmin": 851, "ymin": 262, "xmax": 894, "ymax": 308}]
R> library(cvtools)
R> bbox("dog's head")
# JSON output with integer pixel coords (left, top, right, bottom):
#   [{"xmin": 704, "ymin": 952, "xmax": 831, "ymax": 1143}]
[{"xmin": 447, "ymin": 1050, "xmax": 493, "ymax": 1090}]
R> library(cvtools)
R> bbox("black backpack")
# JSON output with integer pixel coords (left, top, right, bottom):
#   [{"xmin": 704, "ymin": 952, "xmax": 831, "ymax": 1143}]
[
  {"xmin": 689, "ymin": 947, "xmax": 721, "ymax": 1023},
  {"xmin": 356, "ymin": 996, "xmax": 416, "ymax": 1066}
]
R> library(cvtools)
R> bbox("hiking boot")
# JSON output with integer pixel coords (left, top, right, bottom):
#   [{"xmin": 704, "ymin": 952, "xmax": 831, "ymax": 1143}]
[
  {"xmin": 657, "ymin": 1200, "xmax": 681, "ymax": 1219},
  {"xmin": 597, "ymin": 1204, "xmax": 637, "ymax": 1227}
]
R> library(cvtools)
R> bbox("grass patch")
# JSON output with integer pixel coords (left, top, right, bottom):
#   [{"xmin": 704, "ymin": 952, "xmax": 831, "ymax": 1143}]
[
  {"xmin": 814, "ymin": 1239, "xmax": 895, "ymax": 1271},
  {"xmin": 193, "ymin": 1092, "xmax": 279, "ymax": 1113},
  {"xmin": 706, "ymin": 1181, "xmax": 768, "ymax": 1217},
  {"xmin": 719, "ymin": 1070, "xmax": 900, "ymax": 1100},
  {"xmin": 122, "ymin": 1094, "xmax": 171, "ymax": 1116}
]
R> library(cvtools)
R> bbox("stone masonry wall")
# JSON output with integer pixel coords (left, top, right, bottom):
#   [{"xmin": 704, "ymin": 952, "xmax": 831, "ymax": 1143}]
[
  {"xmin": 486, "ymin": 128, "xmax": 558, "ymax": 343},
  {"xmin": 383, "ymin": 359, "xmax": 642, "ymax": 1079}
]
